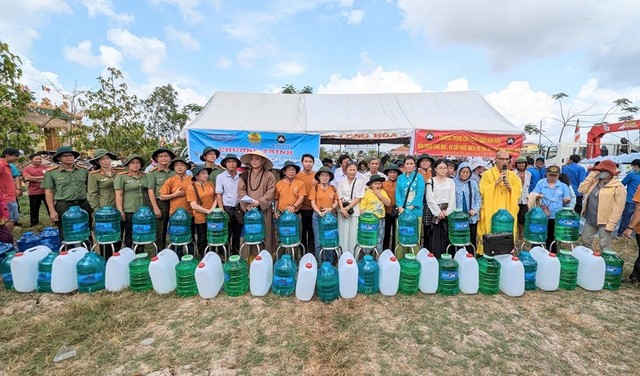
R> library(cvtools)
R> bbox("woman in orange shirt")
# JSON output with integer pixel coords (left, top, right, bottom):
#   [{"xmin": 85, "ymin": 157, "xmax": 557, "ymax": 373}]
[
  {"xmin": 159, "ymin": 157, "xmax": 192, "ymax": 215},
  {"xmin": 310, "ymin": 167, "xmax": 338, "ymax": 262},
  {"xmin": 187, "ymin": 165, "xmax": 217, "ymax": 256}
]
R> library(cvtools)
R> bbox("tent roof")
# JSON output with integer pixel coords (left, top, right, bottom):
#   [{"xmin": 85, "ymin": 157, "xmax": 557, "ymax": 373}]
[{"xmin": 184, "ymin": 91, "xmax": 521, "ymax": 144}]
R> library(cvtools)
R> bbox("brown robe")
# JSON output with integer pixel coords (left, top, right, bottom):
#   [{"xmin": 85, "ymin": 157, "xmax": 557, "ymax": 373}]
[{"xmin": 238, "ymin": 167, "xmax": 276, "ymax": 253}]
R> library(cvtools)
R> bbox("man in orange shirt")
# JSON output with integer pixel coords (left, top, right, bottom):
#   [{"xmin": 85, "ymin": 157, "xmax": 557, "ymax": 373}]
[
  {"xmin": 296, "ymin": 154, "xmax": 316, "ymax": 255},
  {"xmin": 159, "ymin": 157, "xmax": 193, "ymax": 216},
  {"xmin": 382, "ymin": 163, "xmax": 400, "ymax": 250}
]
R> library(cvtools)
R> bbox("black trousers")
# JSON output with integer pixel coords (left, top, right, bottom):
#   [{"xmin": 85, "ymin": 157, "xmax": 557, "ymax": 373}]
[
  {"xmin": 546, "ymin": 218, "xmax": 557, "ymax": 253},
  {"xmin": 470, "ymin": 222, "xmax": 478, "ymax": 250},
  {"xmin": 383, "ymin": 214, "xmax": 396, "ymax": 251},
  {"xmin": 155, "ymin": 199, "xmax": 170, "ymax": 250},
  {"xmin": 223, "ymin": 205, "xmax": 242, "ymax": 255},
  {"xmin": 195, "ymin": 223, "xmax": 207, "ymax": 256},
  {"xmin": 29, "ymin": 193, "xmax": 49, "ymax": 226},
  {"xmin": 427, "ymin": 219, "xmax": 450, "ymax": 258},
  {"xmin": 299, "ymin": 209, "xmax": 315, "ymax": 254},
  {"xmin": 574, "ymin": 196, "xmax": 584, "ymax": 216},
  {"xmin": 632, "ymin": 234, "xmax": 640, "ymax": 281},
  {"xmin": 123, "ymin": 212, "xmax": 134, "ymax": 248}
]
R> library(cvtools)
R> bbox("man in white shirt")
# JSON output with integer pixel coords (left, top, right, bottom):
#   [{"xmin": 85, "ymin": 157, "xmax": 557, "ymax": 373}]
[
  {"xmin": 216, "ymin": 154, "xmax": 242, "ymax": 254},
  {"xmin": 363, "ymin": 157, "xmax": 387, "ymax": 181},
  {"xmin": 332, "ymin": 154, "xmax": 364, "ymax": 187}
]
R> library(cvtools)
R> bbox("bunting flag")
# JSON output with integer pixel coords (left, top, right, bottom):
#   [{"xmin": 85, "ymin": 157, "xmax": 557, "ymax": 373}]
[
  {"xmin": 41, "ymin": 85, "xmax": 51, "ymax": 93},
  {"xmin": 574, "ymin": 119, "xmax": 580, "ymax": 143}
]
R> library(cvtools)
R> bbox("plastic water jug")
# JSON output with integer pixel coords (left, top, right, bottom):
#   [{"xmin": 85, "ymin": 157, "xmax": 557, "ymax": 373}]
[
  {"xmin": 602, "ymin": 250, "xmax": 623, "ymax": 290},
  {"xmin": 129, "ymin": 253, "xmax": 153, "ymax": 292},
  {"xmin": 519, "ymin": 250, "xmax": 538, "ymax": 291},
  {"xmin": 175, "ymin": 255, "xmax": 199, "ymax": 297},
  {"xmin": 358, "ymin": 255, "xmax": 379, "ymax": 294},
  {"xmin": 223, "ymin": 255, "xmax": 249, "ymax": 296},
  {"xmin": 529, "ymin": 246, "xmax": 560, "ymax": 291},
  {"xmin": 105, "ymin": 247, "xmax": 136, "ymax": 292},
  {"xmin": 17, "ymin": 231, "xmax": 42, "ymax": 252},
  {"xmin": 357, "ymin": 210, "xmax": 379, "ymax": 247},
  {"xmin": 273, "ymin": 254, "xmax": 297, "ymax": 296},
  {"xmin": 379, "ymin": 249, "xmax": 400, "ymax": 296},
  {"xmin": 40, "ymin": 227, "xmax": 61, "ymax": 251},
  {"xmin": 295, "ymin": 253, "xmax": 317, "ymax": 301},
  {"xmin": 249, "ymin": 250, "xmax": 272, "ymax": 296},
  {"xmin": 77, "ymin": 252, "xmax": 106, "ymax": 293},
  {"xmin": 491, "ymin": 209, "xmax": 514, "ymax": 234},
  {"xmin": 11, "ymin": 246, "xmax": 51, "ymax": 292},
  {"xmin": 554, "ymin": 208, "xmax": 580, "ymax": 243},
  {"xmin": 195, "ymin": 251, "xmax": 224, "ymax": 299},
  {"xmin": 524, "ymin": 207, "xmax": 548, "ymax": 243},
  {"xmin": 244, "ymin": 208, "xmax": 266, "ymax": 243},
  {"xmin": 319, "ymin": 212, "xmax": 340, "ymax": 249},
  {"xmin": 495, "ymin": 255, "xmax": 525, "ymax": 297},
  {"xmin": 169, "ymin": 208, "xmax": 192, "ymax": 244},
  {"xmin": 94, "ymin": 206, "xmax": 122, "ymax": 243},
  {"xmin": 416, "ymin": 249, "xmax": 439, "ymax": 294},
  {"xmin": 438, "ymin": 254, "xmax": 459, "ymax": 295},
  {"xmin": 338, "ymin": 251, "xmax": 358, "ymax": 299},
  {"xmin": 448, "ymin": 209, "xmax": 471, "ymax": 245},
  {"xmin": 61, "ymin": 205, "xmax": 90, "ymax": 243},
  {"xmin": 398, "ymin": 254, "xmax": 420, "ymax": 295},
  {"xmin": 51, "ymin": 247, "xmax": 88, "ymax": 293},
  {"xmin": 149, "ymin": 249, "xmax": 179, "ymax": 294},
  {"xmin": 557, "ymin": 250, "xmax": 578, "ymax": 290},
  {"xmin": 1, "ymin": 251, "xmax": 17, "ymax": 290},
  {"xmin": 397, "ymin": 210, "xmax": 419, "ymax": 246},
  {"xmin": 0, "ymin": 242, "xmax": 15, "ymax": 261},
  {"xmin": 478, "ymin": 255, "xmax": 500, "ymax": 295},
  {"xmin": 571, "ymin": 246, "xmax": 605, "ymax": 291},
  {"xmin": 206, "ymin": 208, "xmax": 229, "ymax": 245},
  {"xmin": 457, "ymin": 253, "xmax": 479, "ymax": 295},
  {"xmin": 316, "ymin": 261, "xmax": 339, "ymax": 303},
  {"xmin": 37, "ymin": 250, "xmax": 58, "ymax": 292},
  {"xmin": 132, "ymin": 206, "xmax": 157, "ymax": 243},
  {"xmin": 278, "ymin": 210, "xmax": 301, "ymax": 246}
]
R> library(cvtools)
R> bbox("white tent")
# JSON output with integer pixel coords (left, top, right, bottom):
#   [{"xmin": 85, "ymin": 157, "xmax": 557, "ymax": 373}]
[{"xmin": 184, "ymin": 91, "xmax": 521, "ymax": 144}]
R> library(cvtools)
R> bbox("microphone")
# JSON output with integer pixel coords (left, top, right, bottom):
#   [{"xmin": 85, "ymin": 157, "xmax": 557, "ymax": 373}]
[{"xmin": 502, "ymin": 164, "xmax": 508, "ymax": 183}]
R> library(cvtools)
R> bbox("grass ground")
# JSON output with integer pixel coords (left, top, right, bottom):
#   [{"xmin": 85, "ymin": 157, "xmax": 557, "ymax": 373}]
[{"xmin": 2, "ymin": 197, "xmax": 639, "ymax": 375}]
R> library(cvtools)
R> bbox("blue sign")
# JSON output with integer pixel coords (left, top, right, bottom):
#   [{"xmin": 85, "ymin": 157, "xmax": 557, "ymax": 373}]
[{"xmin": 188, "ymin": 129, "xmax": 320, "ymax": 169}]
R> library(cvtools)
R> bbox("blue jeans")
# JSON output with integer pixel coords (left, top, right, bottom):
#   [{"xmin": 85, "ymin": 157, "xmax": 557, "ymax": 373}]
[{"xmin": 618, "ymin": 202, "xmax": 636, "ymax": 236}]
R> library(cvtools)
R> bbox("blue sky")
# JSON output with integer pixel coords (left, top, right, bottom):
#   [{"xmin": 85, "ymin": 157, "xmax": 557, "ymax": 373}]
[{"xmin": 2, "ymin": 0, "xmax": 640, "ymax": 144}]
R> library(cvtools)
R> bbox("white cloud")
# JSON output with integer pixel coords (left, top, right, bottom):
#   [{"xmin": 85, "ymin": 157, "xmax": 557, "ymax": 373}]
[
  {"xmin": 107, "ymin": 28, "xmax": 166, "ymax": 74},
  {"xmin": 272, "ymin": 61, "xmax": 305, "ymax": 77},
  {"xmin": 317, "ymin": 66, "xmax": 423, "ymax": 94},
  {"xmin": 338, "ymin": 0, "xmax": 355, "ymax": 7},
  {"xmin": 165, "ymin": 25, "xmax": 201, "ymax": 51},
  {"xmin": 444, "ymin": 78, "xmax": 469, "ymax": 92},
  {"xmin": 63, "ymin": 40, "xmax": 123, "ymax": 68},
  {"xmin": 216, "ymin": 56, "xmax": 232, "ymax": 69},
  {"xmin": 148, "ymin": 0, "xmax": 205, "ymax": 23},
  {"xmin": 80, "ymin": 0, "xmax": 134, "ymax": 24},
  {"xmin": 342, "ymin": 9, "xmax": 364, "ymax": 24},
  {"xmin": 236, "ymin": 44, "xmax": 279, "ymax": 68}
]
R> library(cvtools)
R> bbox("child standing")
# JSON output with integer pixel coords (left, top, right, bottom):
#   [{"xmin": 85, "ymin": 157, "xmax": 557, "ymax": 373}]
[{"xmin": 360, "ymin": 175, "xmax": 391, "ymax": 253}]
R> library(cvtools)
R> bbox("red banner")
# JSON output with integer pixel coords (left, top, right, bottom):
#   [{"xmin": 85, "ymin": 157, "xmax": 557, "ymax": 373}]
[{"xmin": 412, "ymin": 130, "xmax": 524, "ymax": 157}]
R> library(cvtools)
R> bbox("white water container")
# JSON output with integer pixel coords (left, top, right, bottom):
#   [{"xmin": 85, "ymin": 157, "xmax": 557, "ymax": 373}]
[
  {"xmin": 105, "ymin": 247, "xmax": 136, "ymax": 292},
  {"xmin": 149, "ymin": 249, "xmax": 179, "ymax": 294},
  {"xmin": 295, "ymin": 253, "xmax": 317, "ymax": 301},
  {"xmin": 571, "ymin": 246, "xmax": 605, "ymax": 291},
  {"xmin": 458, "ymin": 253, "xmax": 479, "ymax": 294},
  {"xmin": 495, "ymin": 254, "xmax": 525, "ymax": 297},
  {"xmin": 379, "ymin": 252, "xmax": 400, "ymax": 296},
  {"xmin": 338, "ymin": 251, "xmax": 358, "ymax": 299},
  {"xmin": 51, "ymin": 247, "xmax": 88, "ymax": 293},
  {"xmin": 250, "ymin": 250, "xmax": 273, "ymax": 296},
  {"xmin": 195, "ymin": 251, "xmax": 224, "ymax": 299},
  {"xmin": 11, "ymin": 245, "xmax": 51, "ymax": 292},
  {"xmin": 530, "ymin": 248, "xmax": 560, "ymax": 291},
  {"xmin": 454, "ymin": 247, "xmax": 469, "ymax": 262},
  {"xmin": 416, "ymin": 248, "xmax": 438, "ymax": 294}
]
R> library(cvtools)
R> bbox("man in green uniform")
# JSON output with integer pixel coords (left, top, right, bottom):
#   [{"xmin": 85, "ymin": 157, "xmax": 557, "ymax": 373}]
[
  {"xmin": 201, "ymin": 146, "xmax": 224, "ymax": 184},
  {"xmin": 41, "ymin": 146, "xmax": 90, "ymax": 241},
  {"xmin": 145, "ymin": 147, "xmax": 176, "ymax": 249}
]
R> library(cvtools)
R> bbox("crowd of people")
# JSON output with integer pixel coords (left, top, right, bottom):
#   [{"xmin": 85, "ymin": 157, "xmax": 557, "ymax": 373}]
[{"xmin": 1, "ymin": 145, "xmax": 639, "ymax": 283}]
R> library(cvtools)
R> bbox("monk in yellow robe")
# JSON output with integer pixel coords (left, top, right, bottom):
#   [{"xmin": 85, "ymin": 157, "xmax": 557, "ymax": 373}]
[{"xmin": 477, "ymin": 151, "xmax": 522, "ymax": 254}]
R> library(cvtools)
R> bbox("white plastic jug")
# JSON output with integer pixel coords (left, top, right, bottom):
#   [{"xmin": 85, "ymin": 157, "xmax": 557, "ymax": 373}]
[
  {"xmin": 295, "ymin": 253, "xmax": 317, "ymax": 301},
  {"xmin": 338, "ymin": 251, "xmax": 358, "ymax": 299},
  {"xmin": 458, "ymin": 253, "xmax": 479, "ymax": 294},
  {"xmin": 195, "ymin": 251, "xmax": 224, "ymax": 299},
  {"xmin": 11, "ymin": 245, "xmax": 51, "ymax": 292},
  {"xmin": 51, "ymin": 247, "xmax": 88, "ymax": 293},
  {"xmin": 250, "ymin": 250, "xmax": 273, "ymax": 296},
  {"xmin": 416, "ymin": 248, "xmax": 438, "ymax": 294},
  {"xmin": 495, "ymin": 254, "xmax": 525, "ymax": 297},
  {"xmin": 530, "ymin": 248, "xmax": 560, "ymax": 291},
  {"xmin": 571, "ymin": 246, "xmax": 605, "ymax": 291},
  {"xmin": 379, "ymin": 251, "xmax": 400, "ymax": 296},
  {"xmin": 454, "ymin": 247, "xmax": 469, "ymax": 262},
  {"xmin": 149, "ymin": 249, "xmax": 179, "ymax": 294},
  {"xmin": 105, "ymin": 247, "xmax": 136, "ymax": 292}
]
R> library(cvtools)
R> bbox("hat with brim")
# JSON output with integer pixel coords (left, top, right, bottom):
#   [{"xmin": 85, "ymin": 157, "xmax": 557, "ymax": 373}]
[
  {"xmin": 199, "ymin": 146, "xmax": 221, "ymax": 162},
  {"xmin": 240, "ymin": 150, "xmax": 273, "ymax": 170},
  {"xmin": 52, "ymin": 146, "xmax": 80, "ymax": 163},
  {"xmin": 314, "ymin": 166, "xmax": 335, "ymax": 182},
  {"xmin": 90, "ymin": 149, "xmax": 119, "ymax": 165},
  {"xmin": 280, "ymin": 160, "xmax": 300, "ymax": 176},
  {"xmin": 416, "ymin": 154, "xmax": 435, "ymax": 166},
  {"xmin": 169, "ymin": 157, "xmax": 189, "ymax": 171},
  {"xmin": 191, "ymin": 165, "xmax": 213, "ymax": 181},
  {"xmin": 546, "ymin": 165, "xmax": 561, "ymax": 175},
  {"xmin": 151, "ymin": 147, "xmax": 176, "ymax": 163},
  {"xmin": 590, "ymin": 159, "xmax": 619, "ymax": 176},
  {"xmin": 469, "ymin": 157, "xmax": 491, "ymax": 171},
  {"xmin": 366, "ymin": 175, "xmax": 385, "ymax": 186},
  {"xmin": 122, "ymin": 154, "xmax": 146, "ymax": 169},
  {"xmin": 384, "ymin": 163, "xmax": 401, "ymax": 174},
  {"xmin": 515, "ymin": 157, "xmax": 527, "ymax": 164},
  {"xmin": 221, "ymin": 153, "xmax": 242, "ymax": 168}
]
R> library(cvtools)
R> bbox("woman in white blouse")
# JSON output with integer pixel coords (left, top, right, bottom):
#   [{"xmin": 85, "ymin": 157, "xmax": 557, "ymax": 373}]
[
  {"xmin": 338, "ymin": 161, "xmax": 366, "ymax": 253},
  {"xmin": 426, "ymin": 159, "xmax": 457, "ymax": 257}
]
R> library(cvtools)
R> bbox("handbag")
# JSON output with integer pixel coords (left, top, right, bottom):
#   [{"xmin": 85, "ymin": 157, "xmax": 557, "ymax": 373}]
[{"xmin": 342, "ymin": 179, "xmax": 357, "ymax": 215}]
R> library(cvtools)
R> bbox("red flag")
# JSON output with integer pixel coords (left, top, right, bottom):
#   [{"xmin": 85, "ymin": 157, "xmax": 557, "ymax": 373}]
[{"xmin": 574, "ymin": 119, "xmax": 580, "ymax": 143}]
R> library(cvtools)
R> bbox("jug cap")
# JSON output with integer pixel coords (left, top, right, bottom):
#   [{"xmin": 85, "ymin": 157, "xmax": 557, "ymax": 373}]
[
  {"xmin": 198, "ymin": 262, "xmax": 205, "ymax": 268},
  {"xmin": 181, "ymin": 255, "xmax": 194, "ymax": 261},
  {"xmin": 390, "ymin": 256, "xmax": 397, "ymax": 262},
  {"xmin": 305, "ymin": 263, "xmax": 312, "ymax": 269},
  {"xmin": 559, "ymin": 250, "xmax": 572, "ymax": 255},
  {"xmin": 466, "ymin": 253, "xmax": 474, "ymax": 258},
  {"xmin": 404, "ymin": 254, "xmax": 415, "ymax": 260},
  {"xmin": 441, "ymin": 254, "xmax": 452, "ymax": 259},
  {"xmin": 512, "ymin": 256, "xmax": 519, "ymax": 261},
  {"xmin": 229, "ymin": 255, "xmax": 241, "ymax": 262},
  {"xmin": 593, "ymin": 252, "xmax": 601, "ymax": 257},
  {"xmin": 136, "ymin": 253, "xmax": 149, "ymax": 259},
  {"xmin": 427, "ymin": 253, "xmax": 435, "ymax": 257},
  {"xmin": 603, "ymin": 250, "xmax": 616, "ymax": 255},
  {"xmin": 113, "ymin": 252, "xmax": 120, "ymax": 257},
  {"xmin": 151, "ymin": 256, "xmax": 159, "ymax": 261},
  {"xmin": 346, "ymin": 259, "xmax": 353, "ymax": 264},
  {"xmin": 549, "ymin": 253, "xmax": 557, "ymax": 257},
  {"xmin": 15, "ymin": 252, "xmax": 23, "ymax": 257},
  {"xmin": 255, "ymin": 255, "xmax": 262, "ymax": 261},
  {"xmin": 60, "ymin": 251, "xmax": 68, "ymax": 255}
]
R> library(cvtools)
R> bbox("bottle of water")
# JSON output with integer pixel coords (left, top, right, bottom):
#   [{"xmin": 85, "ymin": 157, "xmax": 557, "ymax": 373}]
[
  {"xmin": 491, "ymin": 209, "xmax": 514, "ymax": 234},
  {"xmin": 129, "ymin": 253, "xmax": 153, "ymax": 292},
  {"xmin": 175, "ymin": 255, "xmax": 199, "ymax": 297},
  {"xmin": 272, "ymin": 254, "xmax": 297, "ymax": 296},
  {"xmin": 319, "ymin": 212, "xmax": 340, "ymax": 249},
  {"xmin": 602, "ymin": 250, "xmax": 623, "ymax": 290},
  {"xmin": 357, "ymin": 255, "xmax": 379, "ymax": 294},
  {"xmin": 558, "ymin": 250, "xmax": 578, "ymax": 290},
  {"xmin": 244, "ymin": 208, "xmax": 266, "ymax": 243},
  {"xmin": 17, "ymin": 231, "xmax": 42, "ymax": 252},
  {"xmin": 554, "ymin": 208, "xmax": 580, "ymax": 243},
  {"xmin": 357, "ymin": 210, "xmax": 379, "ymax": 247},
  {"xmin": 94, "ymin": 206, "xmax": 122, "ymax": 243},
  {"xmin": 206, "ymin": 208, "xmax": 229, "ymax": 245},
  {"xmin": 278, "ymin": 210, "xmax": 301, "ymax": 246},
  {"xmin": 397, "ymin": 210, "xmax": 419, "ymax": 246},
  {"xmin": 519, "ymin": 250, "xmax": 538, "ymax": 291},
  {"xmin": 223, "ymin": 255, "xmax": 249, "ymax": 296},
  {"xmin": 62, "ymin": 206, "xmax": 90, "ymax": 243},
  {"xmin": 168, "ymin": 208, "xmax": 192, "ymax": 244},
  {"xmin": 1, "ymin": 251, "xmax": 16, "ymax": 290},
  {"xmin": 524, "ymin": 206, "xmax": 548, "ymax": 243},
  {"xmin": 316, "ymin": 261, "xmax": 340, "ymax": 303},
  {"xmin": 132, "ymin": 206, "xmax": 157, "ymax": 243},
  {"xmin": 398, "ymin": 253, "xmax": 420, "ymax": 295},
  {"xmin": 37, "ymin": 250, "xmax": 58, "ymax": 293},
  {"xmin": 40, "ymin": 227, "xmax": 61, "ymax": 251},
  {"xmin": 448, "ymin": 209, "xmax": 470, "ymax": 245},
  {"xmin": 76, "ymin": 252, "xmax": 106, "ymax": 293},
  {"xmin": 437, "ymin": 254, "xmax": 459, "ymax": 296}
]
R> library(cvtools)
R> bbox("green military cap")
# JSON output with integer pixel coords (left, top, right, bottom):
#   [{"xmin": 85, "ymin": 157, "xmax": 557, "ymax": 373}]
[
  {"xmin": 314, "ymin": 166, "xmax": 334, "ymax": 182},
  {"xmin": 123, "ymin": 154, "xmax": 146, "ymax": 169},
  {"xmin": 191, "ymin": 165, "xmax": 213, "ymax": 181},
  {"xmin": 169, "ymin": 157, "xmax": 189, "ymax": 171},
  {"xmin": 52, "ymin": 146, "xmax": 80, "ymax": 163},
  {"xmin": 200, "ymin": 146, "xmax": 221, "ymax": 161},
  {"xmin": 90, "ymin": 149, "xmax": 119, "ymax": 165},
  {"xmin": 151, "ymin": 147, "xmax": 176, "ymax": 162}
]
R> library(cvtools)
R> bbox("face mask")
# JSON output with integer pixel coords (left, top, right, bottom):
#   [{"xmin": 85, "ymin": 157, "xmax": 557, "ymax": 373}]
[{"xmin": 597, "ymin": 171, "xmax": 610, "ymax": 179}]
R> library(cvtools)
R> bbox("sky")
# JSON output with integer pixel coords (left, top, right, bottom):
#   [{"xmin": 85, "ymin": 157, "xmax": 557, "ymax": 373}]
[{"xmin": 2, "ymin": 0, "xmax": 640, "ymax": 146}]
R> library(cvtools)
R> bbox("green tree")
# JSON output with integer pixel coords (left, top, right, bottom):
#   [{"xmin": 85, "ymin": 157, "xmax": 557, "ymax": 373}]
[
  {"xmin": 0, "ymin": 42, "xmax": 40, "ymax": 152},
  {"xmin": 281, "ymin": 84, "xmax": 313, "ymax": 94}
]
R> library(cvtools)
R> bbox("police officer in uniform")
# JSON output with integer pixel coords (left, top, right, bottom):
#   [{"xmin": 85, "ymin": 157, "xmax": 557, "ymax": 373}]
[
  {"xmin": 115, "ymin": 154, "xmax": 147, "ymax": 248},
  {"xmin": 145, "ymin": 147, "xmax": 176, "ymax": 249},
  {"xmin": 88, "ymin": 149, "xmax": 122, "ymax": 256},
  {"xmin": 41, "ymin": 146, "xmax": 91, "ymax": 241}
]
